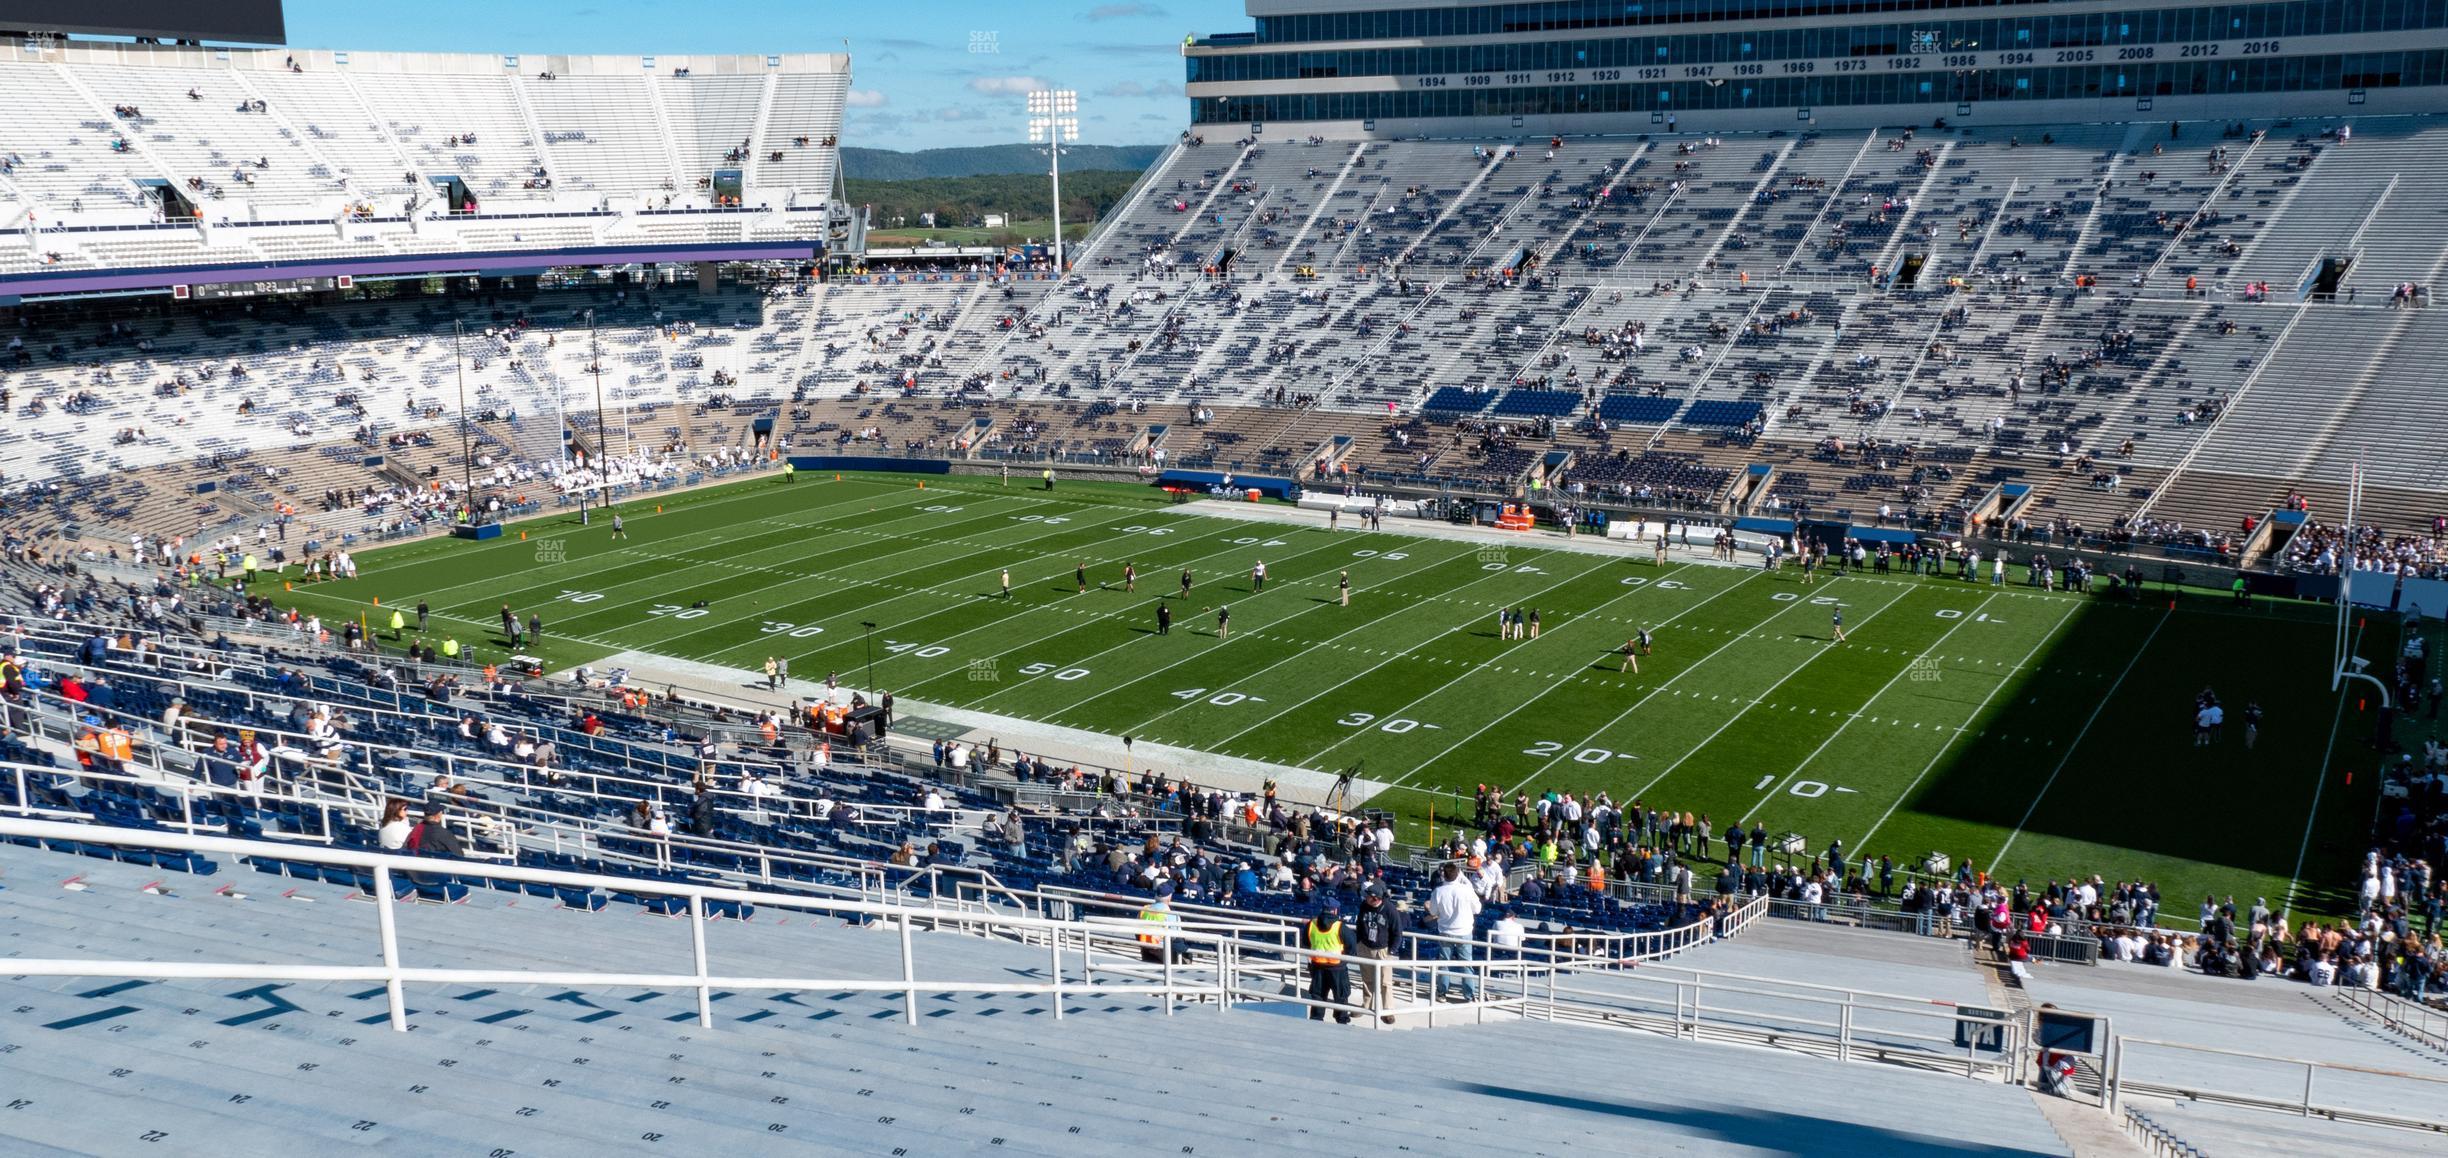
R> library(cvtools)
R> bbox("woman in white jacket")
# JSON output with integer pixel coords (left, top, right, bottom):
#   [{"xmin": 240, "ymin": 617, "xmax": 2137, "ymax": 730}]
[{"xmin": 377, "ymin": 799, "xmax": 412, "ymax": 850}]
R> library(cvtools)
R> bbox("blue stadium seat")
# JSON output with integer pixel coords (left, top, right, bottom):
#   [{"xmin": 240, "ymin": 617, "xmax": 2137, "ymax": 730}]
[
  {"xmin": 1683, "ymin": 400, "xmax": 1764, "ymax": 428},
  {"xmin": 1596, "ymin": 394, "xmax": 1683, "ymax": 425},
  {"xmin": 1489, "ymin": 390, "xmax": 1582, "ymax": 418},
  {"xmin": 1421, "ymin": 387, "xmax": 1493, "ymax": 415}
]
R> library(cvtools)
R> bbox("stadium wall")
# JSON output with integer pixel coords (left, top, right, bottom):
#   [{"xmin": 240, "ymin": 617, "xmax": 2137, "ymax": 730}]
[
  {"xmin": 0, "ymin": 240, "xmax": 819, "ymax": 301},
  {"xmin": 1176, "ymin": 85, "xmax": 2447, "ymax": 140},
  {"xmin": 789, "ymin": 456, "xmax": 953, "ymax": 475}
]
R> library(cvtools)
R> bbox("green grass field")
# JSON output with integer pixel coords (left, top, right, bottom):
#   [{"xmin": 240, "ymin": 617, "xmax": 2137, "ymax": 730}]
[{"xmin": 276, "ymin": 471, "xmax": 2405, "ymax": 923}]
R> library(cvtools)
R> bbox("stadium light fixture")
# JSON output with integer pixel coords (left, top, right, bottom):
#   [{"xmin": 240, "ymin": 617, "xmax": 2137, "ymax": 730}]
[
  {"xmin": 1025, "ymin": 89, "xmax": 1080, "ymax": 273},
  {"xmin": 860, "ymin": 621, "xmax": 878, "ymax": 695},
  {"xmin": 587, "ymin": 308, "xmax": 608, "ymax": 520},
  {"xmin": 453, "ymin": 321, "xmax": 474, "ymax": 521}
]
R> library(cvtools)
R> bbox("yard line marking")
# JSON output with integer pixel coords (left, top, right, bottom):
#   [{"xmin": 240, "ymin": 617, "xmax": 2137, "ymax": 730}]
[
  {"xmin": 1991, "ymin": 607, "xmax": 2171, "ymax": 868},
  {"xmin": 629, "ymin": 491, "xmax": 1353, "ymax": 658},
  {"xmin": 1736, "ymin": 592, "xmax": 2001, "ymax": 824},
  {"xmin": 1380, "ymin": 566, "xmax": 1762, "ymax": 793},
  {"xmin": 1495, "ymin": 572, "xmax": 1844, "ymax": 798},
  {"xmin": 1091, "ymin": 569, "xmax": 1501, "ymax": 734},
  {"xmin": 555, "ymin": 490, "xmax": 1089, "ymax": 625},
  {"xmin": 951, "ymin": 540, "xmax": 1474, "ymax": 706},
  {"xmin": 1614, "ymin": 578, "xmax": 1923, "ymax": 804},
  {"xmin": 431, "ymin": 478, "xmax": 1188, "ymax": 616},
  {"xmin": 636, "ymin": 506, "xmax": 1155, "ymax": 655},
  {"xmin": 349, "ymin": 473, "xmax": 910, "ymax": 591},
  {"xmin": 2280, "ymin": 623, "xmax": 2365, "ymax": 927},
  {"xmin": 289, "ymin": 493, "xmax": 1135, "ymax": 651},
  {"xmin": 1850, "ymin": 597, "xmax": 2080, "ymax": 852},
  {"xmin": 396, "ymin": 479, "xmax": 949, "ymax": 603},
  {"xmin": 1086, "ymin": 552, "xmax": 1627, "ymax": 732},
  {"xmin": 1201, "ymin": 619, "xmax": 1461, "ymax": 749},
  {"xmin": 424, "ymin": 485, "xmax": 1002, "ymax": 633},
  {"xmin": 1290, "ymin": 559, "xmax": 1696, "ymax": 771},
  {"xmin": 719, "ymin": 509, "xmax": 1361, "ymax": 674}
]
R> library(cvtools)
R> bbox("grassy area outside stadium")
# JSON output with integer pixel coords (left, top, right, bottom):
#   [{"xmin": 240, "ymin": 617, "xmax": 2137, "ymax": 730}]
[{"xmin": 267, "ymin": 470, "xmax": 2410, "ymax": 924}]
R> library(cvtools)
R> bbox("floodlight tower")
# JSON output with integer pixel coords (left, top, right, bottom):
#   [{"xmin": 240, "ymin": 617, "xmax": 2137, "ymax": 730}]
[{"xmin": 1026, "ymin": 89, "xmax": 1080, "ymax": 273}]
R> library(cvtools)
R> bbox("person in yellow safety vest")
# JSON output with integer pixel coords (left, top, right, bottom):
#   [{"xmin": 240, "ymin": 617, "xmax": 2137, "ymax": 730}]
[
  {"xmin": 240, "ymin": 553, "xmax": 259, "ymax": 584},
  {"xmin": 783, "ymin": 461, "xmax": 795, "ymax": 485},
  {"xmin": 1042, "ymin": 468, "xmax": 1055, "ymax": 491},
  {"xmin": 1305, "ymin": 899, "xmax": 1352, "ymax": 1024},
  {"xmin": 441, "ymin": 637, "xmax": 460, "ymax": 660},
  {"xmin": 387, "ymin": 609, "xmax": 406, "ymax": 639},
  {"xmin": 1137, "ymin": 880, "xmax": 1179, "ymax": 963}
]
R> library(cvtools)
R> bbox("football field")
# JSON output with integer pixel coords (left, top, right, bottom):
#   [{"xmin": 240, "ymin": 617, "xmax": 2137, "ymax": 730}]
[{"xmin": 282, "ymin": 471, "xmax": 2389, "ymax": 922}]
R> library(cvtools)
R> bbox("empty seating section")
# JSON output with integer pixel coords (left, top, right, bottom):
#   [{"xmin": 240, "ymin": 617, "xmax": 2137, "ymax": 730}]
[
  {"xmin": 1489, "ymin": 389, "xmax": 1580, "ymax": 418},
  {"xmin": 0, "ymin": 282, "xmax": 788, "ymax": 542},
  {"xmin": 659, "ymin": 73, "xmax": 763, "ymax": 186},
  {"xmin": 1598, "ymin": 394, "xmax": 1684, "ymax": 425},
  {"xmin": 0, "ymin": 64, "xmax": 154, "ymax": 213},
  {"xmin": 353, "ymin": 71, "xmax": 545, "ymax": 205},
  {"xmin": 1684, "ymin": 399, "xmax": 1763, "ymax": 428},
  {"xmin": 1749, "ymin": 131, "xmax": 1885, "ymax": 280},
  {"xmin": 757, "ymin": 73, "xmax": 847, "ymax": 199},
  {"xmin": 524, "ymin": 75, "xmax": 667, "ymax": 195},
  {"xmin": 1626, "ymin": 138, "xmax": 1784, "ymax": 270},
  {"xmin": 2337, "ymin": 153, "xmax": 2448, "ymax": 295},
  {"xmin": 1422, "ymin": 386, "xmax": 1493, "ymax": 415},
  {"xmin": 2082, "ymin": 130, "xmax": 2228, "ymax": 282},
  {"xmin": 8, "ymin": 102, "xmax": 2448, "ymax": 549},
  {"xmin": 0, "ymin": 49, "xmax": 844, "ymax": 275},
  {"xmin": 2186, "ymin": 307, "xmax": 2448, "ymax": 492},
  {"xmin": 1347, "ymin": 142, "xmax": 1495, "ymax": 267},
  {"xmin": 250, "ymin": 71, "xmax": 421, "ymax": 199},
  {"xmin": 77, "ymin": 64, "xmax": 340, "ymax": 213}
]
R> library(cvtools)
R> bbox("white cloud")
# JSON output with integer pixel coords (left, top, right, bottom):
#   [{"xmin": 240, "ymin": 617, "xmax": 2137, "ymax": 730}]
[
  {"xmin": 967, "ymin": 75, "xmax": 1049, "ymax": 96},
  {"xmin": 845, "ymin": 89, "xmax": 889, "ymax": 108}
]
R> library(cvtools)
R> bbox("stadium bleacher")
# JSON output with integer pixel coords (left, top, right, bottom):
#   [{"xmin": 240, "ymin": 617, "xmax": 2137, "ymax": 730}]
[
  {"xmin": 7, "ymin": 20, "xmax": 2448, "ymax": 1154},
  {"xmin": 0, "ymin": 831, "xmax": 2097, "ymax": 1155},
  {"xmin": 0, "ymin": 43, "xmax": 848, "ymax": 281}
]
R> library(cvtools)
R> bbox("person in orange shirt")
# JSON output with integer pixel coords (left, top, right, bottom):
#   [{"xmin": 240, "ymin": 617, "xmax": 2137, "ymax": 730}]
[
  {"xmin": 99, "ymin": 725, "xmax": 134, "ymax": 766},
  {"xmin": 1587, "ymin": 860, "xmax": 1607, "ymax": 895}
]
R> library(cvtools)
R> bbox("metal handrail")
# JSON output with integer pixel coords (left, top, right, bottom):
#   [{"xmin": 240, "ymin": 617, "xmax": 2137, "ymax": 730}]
[
  {"xmin": 0, "ymin": 815, "xmax": 1539, "ymax": 1033},
  {"xmin": 1013, "ymin": 880, "xmax": 1743, "ymax": 967},
  {"xmin": 2120, "ymin": 1108, "xmax": 2205, "ymax": 1158},
  {"xmin": 1519, "ymin": 953, "xmax": 2027, "ymax": 1081},
  {"xmin": 2106, "ymin": 1035, "xmax": 2448, "ymax": 1132},
  {"xmin": 2333, "ymin": 984, "xmax": 2448, "ymax": 1053}
]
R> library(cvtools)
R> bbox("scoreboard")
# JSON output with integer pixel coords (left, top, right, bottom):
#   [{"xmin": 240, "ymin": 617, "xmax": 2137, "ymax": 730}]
[{"xmin": 173, "ymin": 274, "xmax": 349, "ymax": 300}]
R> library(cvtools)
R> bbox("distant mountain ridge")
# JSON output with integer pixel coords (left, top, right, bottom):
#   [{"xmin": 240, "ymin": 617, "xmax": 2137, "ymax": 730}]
[{"xmin": 841, "ymin": 144, "xmax": 1167, "ymax": 181}]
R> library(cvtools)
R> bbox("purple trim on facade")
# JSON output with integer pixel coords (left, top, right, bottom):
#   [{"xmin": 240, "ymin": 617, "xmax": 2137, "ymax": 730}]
[{"xmin": 0, "ymin": 240, "xmax": 821, "ymax": 300}]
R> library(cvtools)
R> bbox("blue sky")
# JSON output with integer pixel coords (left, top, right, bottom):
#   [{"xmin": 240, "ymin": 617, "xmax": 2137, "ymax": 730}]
[{"xmin": 283, "ymin": 0, "xmax": 1247, "ymax": 150}]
